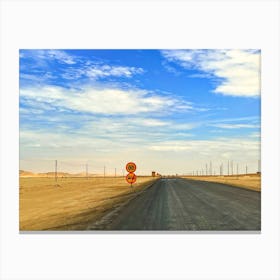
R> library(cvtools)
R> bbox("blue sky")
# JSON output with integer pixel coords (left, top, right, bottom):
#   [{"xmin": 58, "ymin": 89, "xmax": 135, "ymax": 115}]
[{"xmin": 19, "ymin": 49, "xmax": 261, "ymax": 175}]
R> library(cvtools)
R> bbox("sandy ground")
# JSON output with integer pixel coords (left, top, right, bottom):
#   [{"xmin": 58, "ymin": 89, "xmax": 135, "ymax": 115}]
[
  {"xmin": 181, "ymin": 174, "xmax": 261, "ymax": 192},
  {"xmin": 19, "ymin": 176, "xmax": 157, "ymax": 231}
]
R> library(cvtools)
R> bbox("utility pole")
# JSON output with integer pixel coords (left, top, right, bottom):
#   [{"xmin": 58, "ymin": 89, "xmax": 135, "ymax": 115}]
[
  {"xmin": 104, "ymin": 166, "xmax": 106, "ymax": 178},
  {"xmin": 86, "ymin": 163, "xmax": 88, "ymax": 179},
  {"xmin": 206, "ymin": 164, "xmax": 208, "ymax": 176},
  {"xmin": 231, "ymin": 160, "xmax": 233, "ymax": 175},
  {"xmin": 210, "ymin": 161, "xmax": 212, "ymax": 176},
  {"xmin": 115, "ymin": 168, "xmax": 116, "ymax": 177},
  {"xmin": 237, "ymin": 163, "xmax": 239, "ymax": 178},
  {"xmin": 228, "ymin": 160, "xmax": 229, "ymax": 176},
  {"xmin": 246, "ymin": 165, "xmax": 248, "ymax": 175},
  {"xmin": 55, "ymin": 160, "xmax": 57, "ymax": 182}
]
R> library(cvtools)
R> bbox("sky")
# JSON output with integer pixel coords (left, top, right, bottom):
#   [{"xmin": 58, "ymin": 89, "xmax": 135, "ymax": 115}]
[{"xmin": 19, "ymin": 49, "xmax": 261, "ymax": 175}]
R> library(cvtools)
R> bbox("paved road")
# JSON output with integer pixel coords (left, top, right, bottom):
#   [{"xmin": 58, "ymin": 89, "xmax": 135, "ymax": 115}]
[{"xmin": 106, "ymin": 178, "xmax": 261, "ymax": 230}]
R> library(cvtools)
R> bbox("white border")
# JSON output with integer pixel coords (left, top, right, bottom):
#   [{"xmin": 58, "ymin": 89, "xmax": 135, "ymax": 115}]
[{"xmin": 1, "ymin": 1, "xmax": 279, "ymax": 279}]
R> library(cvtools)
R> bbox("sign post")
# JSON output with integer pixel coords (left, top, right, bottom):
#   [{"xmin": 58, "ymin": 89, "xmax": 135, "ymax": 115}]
[{"xmin": 125, "ymin": 162, "xmax": 137, "ymax": 188}]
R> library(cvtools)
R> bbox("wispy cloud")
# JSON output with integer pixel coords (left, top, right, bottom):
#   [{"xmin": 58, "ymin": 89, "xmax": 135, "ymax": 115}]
[
  {"xmin": 161, "ymin": 49, "xmax": 260, "ymax": 97},
  {"xmin": 21, "ymin": 49, "xmax": 77, "ymax": 64},
  {"xmin": 61, "ymin": 64, "xmax": 144, "ymax": 80},
  {"xmin": 46, "ymin": 50, "xmax": 77, "ymax": 64},
  {"xmin": 210, "ymin": 123, "xmax": 259, "ymax": 129},
  {"xmin": 20, "ymin": 50, "xmax": 144, "ymax": 84},
  {"xmin": 148, "ymin": 138, "xmax": 259, "ymax": 156},
  {"xmin": 86, "ymin": 65, "xmax": 144, "ymax": 79},
  {"xmin": 20, "ymin": 85, "xmax": 193, "ymax": 115}
]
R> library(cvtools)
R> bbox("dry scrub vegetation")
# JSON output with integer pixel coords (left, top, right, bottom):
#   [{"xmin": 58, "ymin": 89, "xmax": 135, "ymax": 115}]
[
  {"xmin": 182, "ymin": 174, "xmax": 261, "ymax": 192},
  {"xmin": 19, "ymin": 176, "xmax": 157, "ymax": 231}
]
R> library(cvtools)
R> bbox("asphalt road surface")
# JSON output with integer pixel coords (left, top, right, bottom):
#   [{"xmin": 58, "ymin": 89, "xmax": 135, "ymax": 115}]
[{"xmin": 106, "ymin": 178, "xmax": 261, "ymax": 231}]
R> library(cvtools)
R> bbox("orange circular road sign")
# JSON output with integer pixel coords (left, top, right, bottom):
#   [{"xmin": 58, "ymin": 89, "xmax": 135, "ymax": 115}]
[
  {"xmin": 126, "ymin": 162, "xmax": 137, "ymax": 173},
  {"xmin": 126, "ymin": 172, "xmax": 137, "ymax": 184}
]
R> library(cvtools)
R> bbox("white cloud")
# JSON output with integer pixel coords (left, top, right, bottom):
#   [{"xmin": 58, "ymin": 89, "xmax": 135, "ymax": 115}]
[
  {"xmin": 47, "ymin": 50, "xmax": 76, "ymax": 64},
  {"xmin": 210, "ymin": 123, "xmax": 259, "ymax": 129},
  {"xmin": 20, "ymin": 85, "xmax": 192, "ymax": 115},
  {"xmin": 60, "ymin": 64, "xmax": 144, "ymax": 80},
  {"xmin": 148, "ymin": 138, "xmax": 260, "ymax": 158},
  {"xmin": 20, "ymin": 50, "xmax": 144, "ymax": 81},
  {"xmin": 161, "ymin": 49, "xmax": 261, "ymax": 97},
  {"xmin": 21, "ymin": 50, "xmax": 77, "ymax": 65},
  {"xmin": 20, "ymin": 128, "xmax": 260, "ymax": 174},
  {"xmin": 86, "ymin": 65, "xmax": 144, "ymax": 79},
  {"xmin": 249, "ymin": 132, "xmax": 261, "ymax": 138}
]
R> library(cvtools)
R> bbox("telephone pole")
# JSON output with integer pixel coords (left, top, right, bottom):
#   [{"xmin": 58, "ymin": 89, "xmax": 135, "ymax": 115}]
[{"xmin": 55, "ymin": 160, "xmax": 57, "ymax": 182}]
